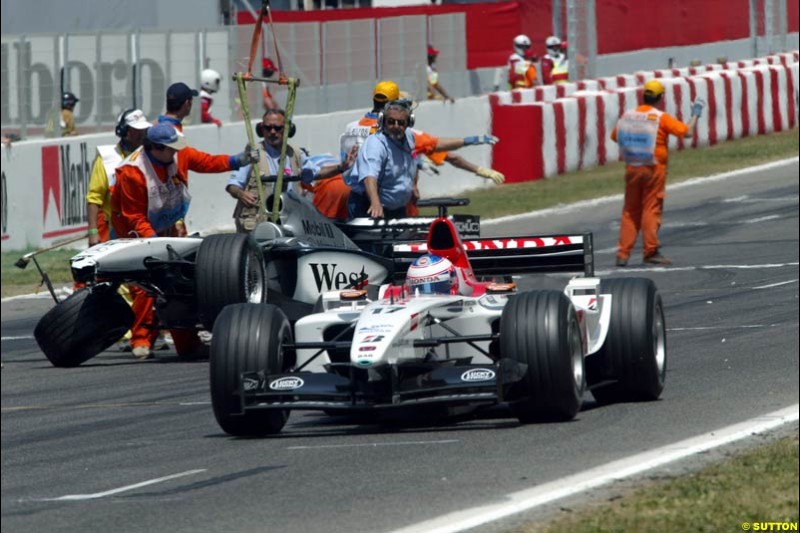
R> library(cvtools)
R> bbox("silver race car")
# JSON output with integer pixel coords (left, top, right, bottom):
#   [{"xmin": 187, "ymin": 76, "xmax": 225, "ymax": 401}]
[
  {"xmin": 33, "ymin": 178, "xmax": 478, "ymax": 367},
  {"xmin": 210, "ymin": 206, "xmax": 666, "ymax": 436}
]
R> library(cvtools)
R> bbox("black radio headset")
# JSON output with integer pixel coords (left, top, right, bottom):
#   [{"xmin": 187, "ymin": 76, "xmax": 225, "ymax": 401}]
[
  {"xmin": 377, "ymin": 98, "xmax": 415, "ymax": 131},
  {"xmin": 115, "ymin": 108, "xmax": 136, "ymax": 138}
]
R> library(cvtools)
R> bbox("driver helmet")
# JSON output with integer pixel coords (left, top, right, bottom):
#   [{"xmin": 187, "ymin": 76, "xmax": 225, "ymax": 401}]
[
  {"xmin": 200, "ymin": 69, "xmax": 221, "ymax": 93},
  {"xmin": 407, "ymin": 254, "xmax": 457, "ymax": 295},
  {"xmin": 513, "ymin": 34, "xmax": 531, "ymax": 56}
]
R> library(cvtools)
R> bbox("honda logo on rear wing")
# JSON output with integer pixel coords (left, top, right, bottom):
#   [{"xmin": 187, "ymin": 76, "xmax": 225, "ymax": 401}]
[{"xmin": 393, "ymin": 233, "xmax": 594, "ymax": 278}]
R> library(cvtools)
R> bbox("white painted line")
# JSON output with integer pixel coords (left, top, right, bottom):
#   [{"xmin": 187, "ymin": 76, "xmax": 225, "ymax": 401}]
[
  {"xmin": 588, "ymin": 261, "xmax": 800, "ymax": 276},
  {"xmin": 39, "ymin": 469, "xmax": 206, "ymax": 501},
  {"xmin": 668, "ymin": 324, "xmax": 782, "ymax": 331},
  {"xmin": 288, "ymin": 439, "xmax": 460, "ymax": 450},
  {"xmin": 752, "ymin": 279, "xmax": 799, "ymax": 290},
  {"xmin": 1, "ymin": 286, "xmax": 73, "ymax": 303},
  {"xmin": 388, "ymin": 405, "xmax": 799, "ymax": 533},
  {"xmin": 723, "ymin": 195, "xmax": 799, "ymax": 203},
  {"xmin": 0, "ymin": 335, "xmax": 34, "ymax": 341},
  {"xmin": 723, "ymin": 195, "xmax": 750, "ymax": 203},
  {"xmin": 483, "ymin": 157, "xmax": 798, "ymax": 227},
  {"xmin": 1, "ymin": 292, "xmax": 58, "ymax": 302},
  {"xmin": 744, "ymin": 214, "xmax": 782, "ymax": 224}
]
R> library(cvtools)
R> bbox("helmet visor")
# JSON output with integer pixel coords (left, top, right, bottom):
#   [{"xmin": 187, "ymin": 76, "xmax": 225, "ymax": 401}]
[{"xmin": 409, "ymin": 279, "xmax": 451, "ymax": 295}]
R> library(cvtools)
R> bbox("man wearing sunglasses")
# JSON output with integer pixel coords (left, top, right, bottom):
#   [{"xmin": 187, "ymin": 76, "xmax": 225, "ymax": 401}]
[
  {"xmin": 346, "ymin": 100, "xmax": 418, "ymax": 219},
  {"xmin": 225, "ymin": 108, "xmax": 356, "ymax": 232}
]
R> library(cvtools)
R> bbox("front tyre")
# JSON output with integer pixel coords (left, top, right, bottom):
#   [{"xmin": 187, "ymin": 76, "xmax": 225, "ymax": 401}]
[
  {"xmin": 34, "ymin": 286, "xmax": 134, "ymax": 367},
  {"xmin": 588, "ymin": 278, "xmax": 666, "ymax": 404},
  {"xmin": 500, "ymin": 290, "xmax": 585, "ymax": 422},
  {"xmin": 196, "ymin": 233, "xmax": 266, "ymax": 331},
  {"xmin": 210, "ymin": 304, "xmax": 292, "ymax": 436}
]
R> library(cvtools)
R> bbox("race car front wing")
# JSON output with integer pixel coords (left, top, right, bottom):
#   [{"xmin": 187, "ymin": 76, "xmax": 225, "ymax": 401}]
[{"xmin": 239, "ymin": 358, "xmax": 527, "ymax": 412}]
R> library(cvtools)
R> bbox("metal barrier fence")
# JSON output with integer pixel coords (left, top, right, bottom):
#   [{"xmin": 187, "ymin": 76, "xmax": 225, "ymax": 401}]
[{"xmin": 1, "ymin": 15, "xmax": 466, "ymax": 139}]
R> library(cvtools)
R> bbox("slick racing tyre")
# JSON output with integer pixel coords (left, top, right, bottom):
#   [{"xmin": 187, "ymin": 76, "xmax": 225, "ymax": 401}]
[
  {"xmin": 588, "ymin": 278, "xmax": 666, "ymax": 404},
  {"xmin": 196, "ymin": 233, "xmax": 266, "ymax": 330},
  {"xmin": 210, "ymin": 304, "xmax": 294, "ymax": 437},
  {"xmin": 501, "ymin": 290, "xmax": 585, "ymax": 422},
  {"xmin": 34, "ymin": 286, "xmax": 134, "ymax": 368}
]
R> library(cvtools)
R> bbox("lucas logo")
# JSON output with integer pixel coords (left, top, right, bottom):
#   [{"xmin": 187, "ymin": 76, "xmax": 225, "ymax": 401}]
[
  {"xmin": 309, "ymin": 263, "xmax": 367, "ymax": 292},
  {"xmin": 461, "ymin": 369, "xmax": 496, "ymax": 382},
  {"xmin": 269, "ymin": 377, "xmax": 305, "ymax": 391}
]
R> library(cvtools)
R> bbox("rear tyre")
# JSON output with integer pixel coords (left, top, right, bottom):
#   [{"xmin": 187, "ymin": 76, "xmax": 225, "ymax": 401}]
[
  {"xmin": 34, "ymin": 286, "xmax": 134, "ymax": 367},
  {"xmin": 588, "ymin": 278, "xmax": 666, "ymax": 404},
  {"xmin": 500, "ymin": 290, "xmax": 585, "ymax": 422},
  {"xmin": 210, "ymin": 304, "xmax": 292, "ymax": 436},
  {"xmin": 196, "ymin": 234, "xmax": 266, "ymax": 331}
]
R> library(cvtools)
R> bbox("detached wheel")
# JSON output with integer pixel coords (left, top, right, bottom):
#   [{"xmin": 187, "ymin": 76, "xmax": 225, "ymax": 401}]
[
  {"xmin": 588, "ymin": 278, "xmax": 666, "ymax": 404},
  {"xmin": 500, "ymin": 290, "xmax": 585, "ymax": 422},
  {"xmin": 196, "ymin": 234, "xmax": 266, "ymax": 330},
  {"xmin": 210, "ymin": 304, "xmax": 293, "ymax": 436},
  {"xmin": 34, "ymin": 286, "xmax": 134, "ymax": 367}
]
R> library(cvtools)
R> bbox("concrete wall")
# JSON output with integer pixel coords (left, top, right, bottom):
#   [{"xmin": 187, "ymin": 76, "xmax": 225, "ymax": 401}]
[
  {"xmin": 0, "ymin": 96, "xmax": 494, "ymax": 251},
  {"xmin": 2, "ymin": 51, "xmax": 796, "ymax": 252}
]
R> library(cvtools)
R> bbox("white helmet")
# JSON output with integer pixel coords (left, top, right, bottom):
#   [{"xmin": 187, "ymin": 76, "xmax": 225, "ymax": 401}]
[
  {"xmin": 201, "ymin": 69, "xmax": 221, "ymax": 93},
  {"xmin": 513, "ymin": 34, "xmax": 532, "ymax": 56},
  {"xmin": 406, "ymin": 254, "xmax": 458, "ymax": 295},
  {"xmin": 545, "ymin": 35, "xmax": 562, "ymax": 52}
]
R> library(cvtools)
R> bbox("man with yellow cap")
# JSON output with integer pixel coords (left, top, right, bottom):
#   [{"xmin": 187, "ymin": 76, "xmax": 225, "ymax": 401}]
[
  {"xmin": 304, "ymin": 81, "xmax": 400, "ymax": 219},
  {"xmin": 611, "ymin": 79, "xmax": 704, "ymax": 266},
  {"xmin": 308, "ymin": 81, "xmax": 504, "ymax": 219}
]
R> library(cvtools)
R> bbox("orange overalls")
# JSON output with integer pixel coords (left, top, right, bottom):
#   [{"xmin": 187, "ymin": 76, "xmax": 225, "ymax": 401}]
[
  {"xmin": 111, "ymin": 145, "xmax": 235, "ymax": 356},
  {"xmin": 611, "ymin": 105, "xmax": 689, "ymax": 261}
]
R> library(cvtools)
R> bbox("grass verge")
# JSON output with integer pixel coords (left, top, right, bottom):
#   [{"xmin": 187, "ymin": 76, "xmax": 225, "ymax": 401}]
[
  {"xmin": 2, "ymin": 129, "xmax": 797, "ymax": 297},
  {"xmin": 1, "ymin": 248, "xmax": 78, "ymax": 298},
  {"xmin": 515, "ymin": 433, "xmax": 799, "ymax": 533}
]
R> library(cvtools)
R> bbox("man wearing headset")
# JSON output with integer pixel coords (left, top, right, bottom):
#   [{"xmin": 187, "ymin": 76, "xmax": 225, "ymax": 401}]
[
  {"xmin": 312, "ymin": 81, "xmax": 502, "ymax": 220},
  {"xmin": 85, "ymin": 109, "xmax": 152, "ymax": 246},
  {"xmin": 346, "ymin": 100, "xmax": 418, "ymax": 219},
  {"xmin": 225, "ymin": 108, "xmax": 357, "ymax": 232}
]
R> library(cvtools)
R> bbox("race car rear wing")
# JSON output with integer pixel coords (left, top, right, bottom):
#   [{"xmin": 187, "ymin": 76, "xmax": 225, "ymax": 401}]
[
  {"xmin": 392, "ymin": 232, "xmax": 594, "ymax": 279},
  {"xmin": 336, "ymin": 213, "xmax": 480, "ymax": 246}
]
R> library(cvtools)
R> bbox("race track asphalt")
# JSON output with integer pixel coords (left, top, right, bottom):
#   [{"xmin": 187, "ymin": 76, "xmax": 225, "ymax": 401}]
[{"xmin": 2, "ymin": 160, "xmax": 798, "ymax": 533}]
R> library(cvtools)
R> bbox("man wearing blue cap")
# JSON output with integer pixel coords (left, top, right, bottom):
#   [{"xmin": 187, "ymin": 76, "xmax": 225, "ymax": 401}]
[
  {"xmin": 158, "ymin": 82, "xmax": 199, "ymax": 131},
  {"xmin": 111, "ymin": 123, "xmax": 256, "ymax": 360}
]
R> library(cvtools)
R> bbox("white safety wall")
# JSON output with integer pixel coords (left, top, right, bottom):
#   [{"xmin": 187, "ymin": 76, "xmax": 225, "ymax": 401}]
[{"xmin": 0, "ymin": 96, "xmax": 493, "ymax": 251}]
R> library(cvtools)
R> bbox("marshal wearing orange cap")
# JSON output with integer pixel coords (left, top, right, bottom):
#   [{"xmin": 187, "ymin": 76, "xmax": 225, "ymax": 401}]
[{"xmin": 611, "ymin": 79, "xmax": 705, "ymax": 266}]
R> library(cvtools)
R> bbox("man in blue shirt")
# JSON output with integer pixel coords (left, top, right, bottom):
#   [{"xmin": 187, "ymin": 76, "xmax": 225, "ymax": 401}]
[
  {"xmin": 226, "ymin": 109, "xmax": 356, "ymax": 232},
  {"xmin": 346, "ymin": 100, "xmax": 417, "ymax": 219}
]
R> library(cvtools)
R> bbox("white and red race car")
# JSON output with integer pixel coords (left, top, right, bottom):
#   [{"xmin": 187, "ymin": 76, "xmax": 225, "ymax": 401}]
[{"xmin": 210, "ymin": 205, "xmax": 666, "ymax": 436}]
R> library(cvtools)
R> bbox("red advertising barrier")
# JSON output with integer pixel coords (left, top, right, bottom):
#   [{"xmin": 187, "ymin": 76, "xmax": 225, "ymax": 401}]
[
  {"xmin": 240, "ymin": 1, "xmax": 794, "ymax": 69},
  {"xmin": 490, "ymin": 55, "xmax": 799, "ymax": 183},
  {"xmin": 237, "ymin": 2, "xmax": 522, "ymax": 69},
  {"xmin": 594, "ymin": 0, "xmax": 751, "ymax": 54}
]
